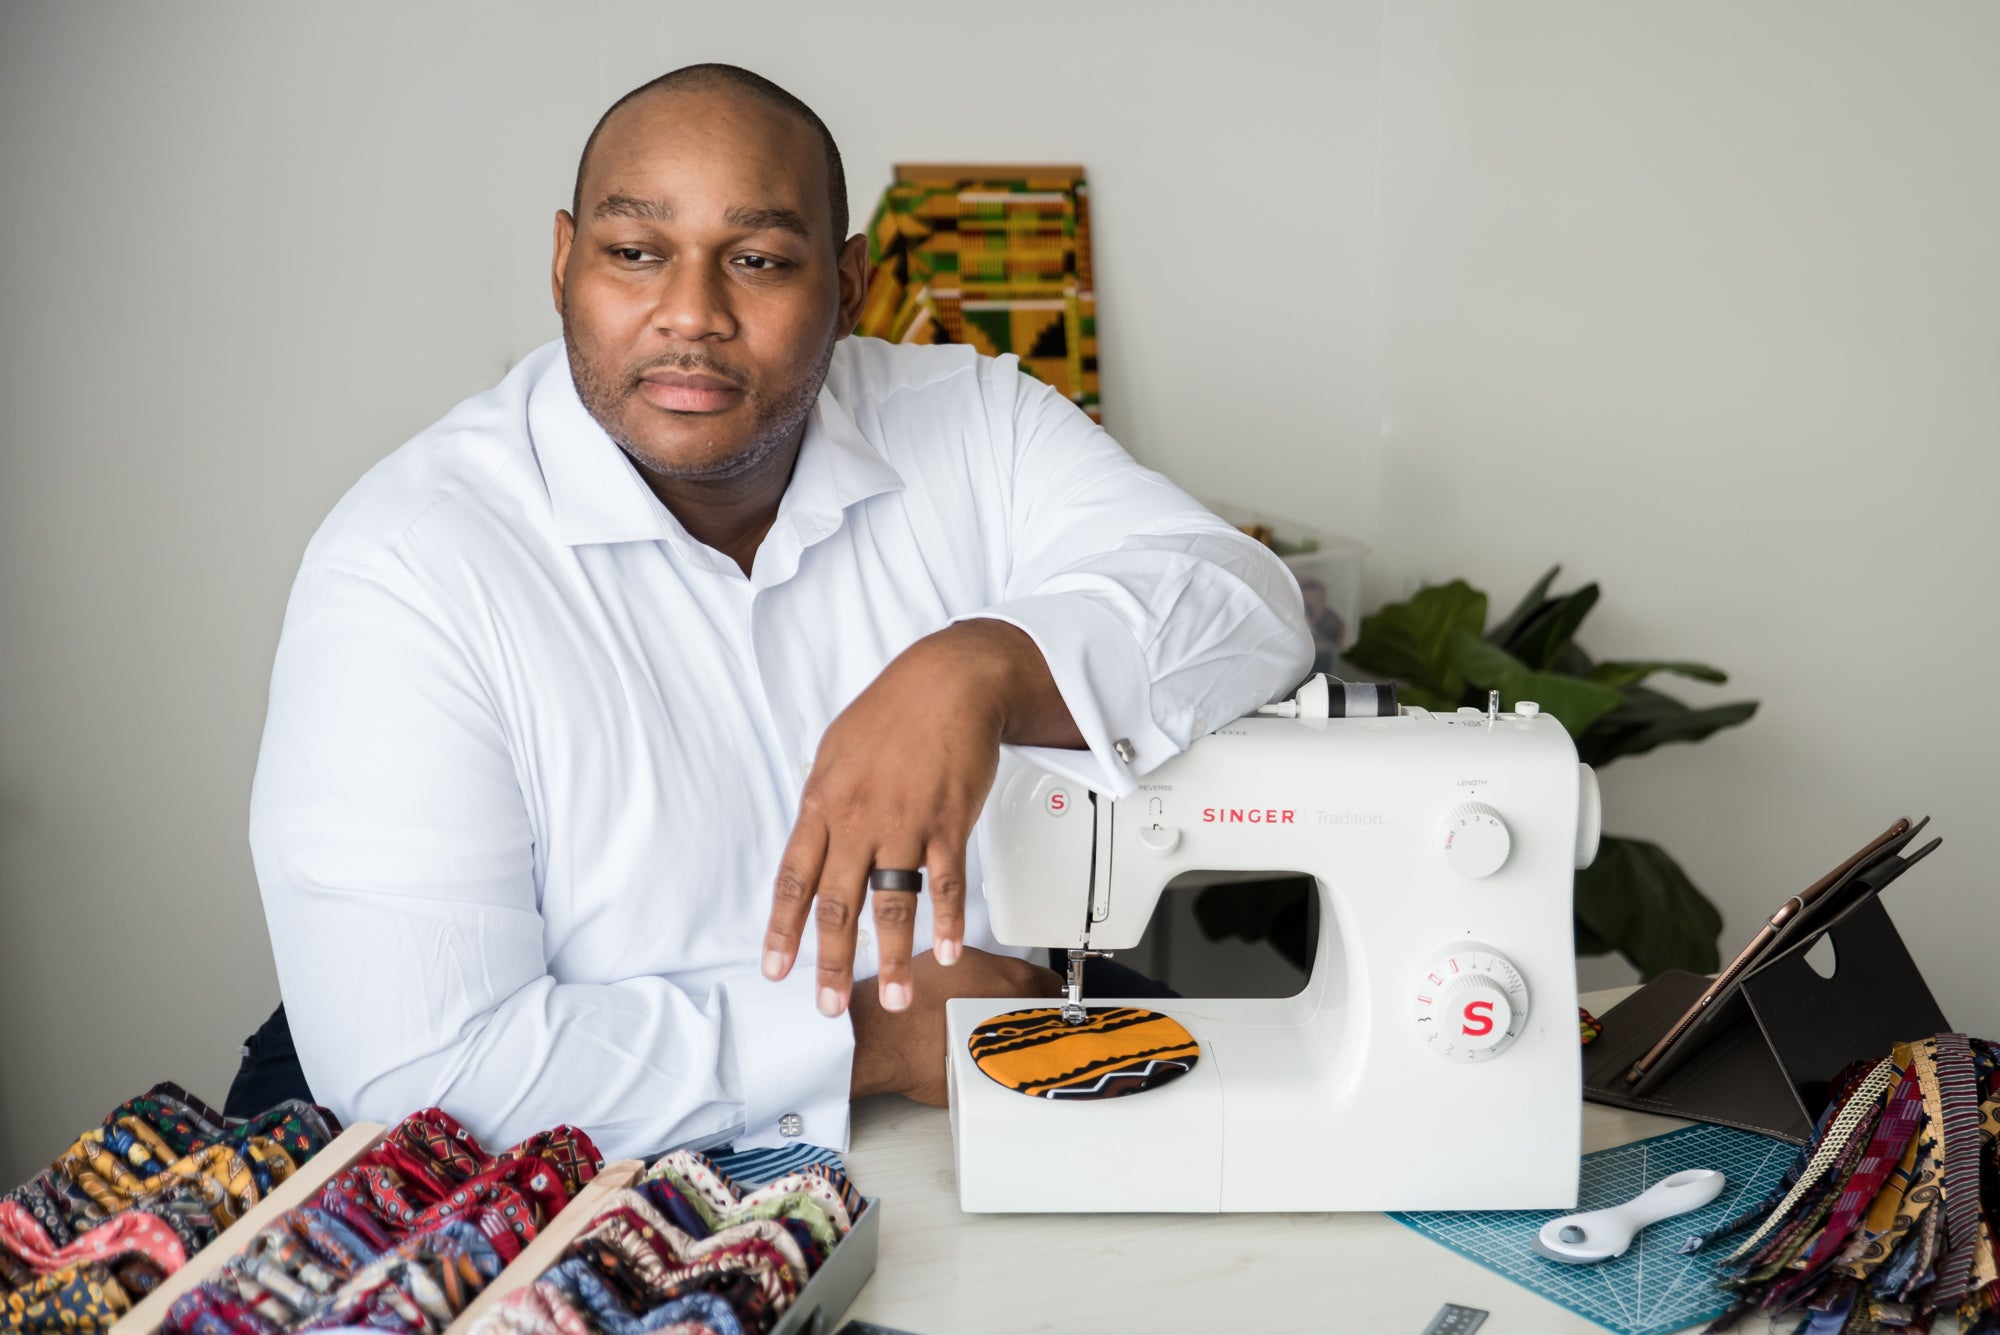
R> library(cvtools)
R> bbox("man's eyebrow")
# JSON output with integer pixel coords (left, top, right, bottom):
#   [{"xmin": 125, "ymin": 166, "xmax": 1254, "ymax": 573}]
[
  {"xmin": 723, "ymin": 204, "xmax": 811, "ymax": 239},
  {"xmin": 593, "ymin": 193, "xmax": 672, "ymax": 221}
]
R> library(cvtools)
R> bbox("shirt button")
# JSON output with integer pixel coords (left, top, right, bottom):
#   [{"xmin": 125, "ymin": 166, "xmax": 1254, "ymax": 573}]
[
  {"xmin": 856, "ymin": 928, "xmax": 873, "ymax": 952},
  {"xmin": 779, "ymin": 1113, "xmax": 803, "ymax": 1138}
]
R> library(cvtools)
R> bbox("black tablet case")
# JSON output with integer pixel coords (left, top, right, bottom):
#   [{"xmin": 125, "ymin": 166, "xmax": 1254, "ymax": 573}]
[{"xmin": 1581, "ymin": 828, "xmax": 1946, "ymax": 1143}]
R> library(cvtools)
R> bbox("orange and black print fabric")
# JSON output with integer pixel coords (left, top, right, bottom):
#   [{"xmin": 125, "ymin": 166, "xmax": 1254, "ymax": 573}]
[{"xmin": 968, "ymin": 1007, "xmax": 1199, "ymax": 1100}]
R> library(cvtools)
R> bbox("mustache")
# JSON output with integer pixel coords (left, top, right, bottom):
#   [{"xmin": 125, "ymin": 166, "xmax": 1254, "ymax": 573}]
[{"xmin": 627, "ymin": 352, "xmax": 747, "ymax": 389}]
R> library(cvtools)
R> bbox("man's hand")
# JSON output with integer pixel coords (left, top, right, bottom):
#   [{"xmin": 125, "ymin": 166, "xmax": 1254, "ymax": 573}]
[
  {"xmin": 761, "ymin": 619, "xmax": 1082, "ymax": 1016},
  {"xmin": 849, "ymin": 947, "xmax": 1063, "ymax": 1105}
]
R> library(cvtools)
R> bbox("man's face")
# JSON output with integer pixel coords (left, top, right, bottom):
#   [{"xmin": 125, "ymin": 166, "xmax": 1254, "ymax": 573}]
[{"xmin": 554, "ymin": 87, "xmax": 866, "ymax": 482}]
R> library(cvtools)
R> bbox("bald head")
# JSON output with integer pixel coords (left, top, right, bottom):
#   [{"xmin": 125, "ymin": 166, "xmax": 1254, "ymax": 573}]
[{"xmin": 572, "ymin": 64, "xmax": 848, "ymax": 248}]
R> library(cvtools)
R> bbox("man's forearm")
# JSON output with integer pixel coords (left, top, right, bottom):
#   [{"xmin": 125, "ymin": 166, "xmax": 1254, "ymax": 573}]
[{"xmin": 924, "ymin": 617, "xmax": 1086, "ymax": 750}]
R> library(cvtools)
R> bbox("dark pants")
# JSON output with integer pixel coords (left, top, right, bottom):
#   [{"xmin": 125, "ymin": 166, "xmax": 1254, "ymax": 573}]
[
  {"xmin": 226, "ymin": 957, "xmax": 1175, "ymax": 1118},
  {"xmin": 225, "ymin": 1004, "xmax": 315, "ymax": 1118}
]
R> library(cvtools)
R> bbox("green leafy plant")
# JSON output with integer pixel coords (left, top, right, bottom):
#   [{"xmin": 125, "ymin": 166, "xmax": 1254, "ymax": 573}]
[{"xmin": 1341, "ymin": 566, "xmax": 1756, "ymax": 979}]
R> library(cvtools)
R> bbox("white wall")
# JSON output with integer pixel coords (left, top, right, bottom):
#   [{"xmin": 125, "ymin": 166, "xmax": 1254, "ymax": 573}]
[
  {"xmin": 2, "ymin": 0, "xmax": 1992, "ymax": 1181},
  {"xmin": 1366, "ymin": 2, "xmax": 2000, "ymax": 1017}
]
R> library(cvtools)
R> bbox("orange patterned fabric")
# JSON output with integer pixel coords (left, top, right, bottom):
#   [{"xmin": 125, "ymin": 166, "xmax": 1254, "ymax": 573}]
[{"xmin": 968, "ymin": 1007, "xmax": 1199, "ymax": 1100}]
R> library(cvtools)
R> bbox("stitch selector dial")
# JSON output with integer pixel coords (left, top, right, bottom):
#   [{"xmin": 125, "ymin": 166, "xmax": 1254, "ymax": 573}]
[
  {"xmin": 1440, "ymin": 801, "xmax": 1511, "ymax": 878},
  {"xmin": 1412, "ymin": 944, "xmax": 1529, "ymax": 1062}
]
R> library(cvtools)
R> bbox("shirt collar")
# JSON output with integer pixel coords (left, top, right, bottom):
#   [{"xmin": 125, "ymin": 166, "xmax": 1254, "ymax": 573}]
[{"xmin": 528, "ymin": 343, "xmax": 904, "ymax": 569}]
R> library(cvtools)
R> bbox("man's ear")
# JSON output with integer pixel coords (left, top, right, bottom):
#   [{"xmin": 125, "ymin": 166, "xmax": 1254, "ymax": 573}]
[
  {"xmin": 835, "ymin": 231, "xmax": 870, "ymax": 338},
  {"xmin": 551, "ymin": 210, "xmax": 576, "ymax": 317}
]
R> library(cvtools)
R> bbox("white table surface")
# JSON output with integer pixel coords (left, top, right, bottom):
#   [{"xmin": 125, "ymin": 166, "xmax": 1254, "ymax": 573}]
[{"xmin": 838, "ymin": 987, "xmax": 1790, "ymax": 1335}]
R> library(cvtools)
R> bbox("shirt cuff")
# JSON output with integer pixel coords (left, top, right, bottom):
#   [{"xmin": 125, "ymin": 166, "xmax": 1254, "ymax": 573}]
[
  {"xmin": 715, "ymin": 970, "xmax": 854, "ymax": 1150},
  {"xmin": 954, "ymin": 597, "xmax": 1180, "ymax": 800}
]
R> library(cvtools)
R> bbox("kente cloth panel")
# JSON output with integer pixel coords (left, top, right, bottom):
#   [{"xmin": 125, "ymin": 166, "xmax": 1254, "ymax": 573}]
[{"xmin": 855, "ymin": 165, "xmax": 1099, "ymax": 422}]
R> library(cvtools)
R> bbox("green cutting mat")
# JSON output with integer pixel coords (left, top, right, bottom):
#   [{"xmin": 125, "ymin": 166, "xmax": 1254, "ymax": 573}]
[{"xmin": 1390, "ymin": 1124, "xmax": 1794, "ymax": 1335}]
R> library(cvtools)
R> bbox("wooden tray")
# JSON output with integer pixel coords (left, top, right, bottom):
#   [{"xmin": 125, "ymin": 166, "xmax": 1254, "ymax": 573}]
[
  {"xmin": 440, "ymin": 1159, "xmax": 643, "ymax": 1335},
  {"xmin": 444, "ymin": 1161, "xmax": 880, "ymax": 1335},
  {"xmin": 110, "ymin": 1133, "xmax": 639, "ymax": 1335}
]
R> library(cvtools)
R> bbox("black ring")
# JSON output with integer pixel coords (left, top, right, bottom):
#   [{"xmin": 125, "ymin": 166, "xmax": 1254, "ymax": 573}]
[{"xmin": 868, "ymin": 868, "xmax": 924, "ymax": 893}]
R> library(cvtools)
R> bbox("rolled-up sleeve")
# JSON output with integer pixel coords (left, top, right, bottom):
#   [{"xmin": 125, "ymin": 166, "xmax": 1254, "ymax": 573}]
[
  {"xmin": 250, "ymin": 564, "xmax": 852, "ymax": 1157},
  {"xmin": 954, "ymin": 366, "xmax": 1315, "ymax": 796}
]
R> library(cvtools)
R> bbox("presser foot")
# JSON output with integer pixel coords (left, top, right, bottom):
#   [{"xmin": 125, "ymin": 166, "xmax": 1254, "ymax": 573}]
[{"xmin": 1062, "ymin": 948, "xmax": 1111, "ymax": 1024}]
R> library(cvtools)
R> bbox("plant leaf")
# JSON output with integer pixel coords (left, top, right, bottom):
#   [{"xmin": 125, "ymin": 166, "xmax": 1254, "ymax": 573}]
[
  {"xmin": 1446, "ymin": 630, "xmax": 1624, "ymax": 737},
  {"xmin": 1574, "ymin": 835, "xmax": 1724, "ymax": 979},
  {"xmin": 1577, "ymin": 684, "xmax": 1759, "ymax": 766},
  {"xmin": 1346, "ymin": 580, "xmax": 1488, "ymax": 702},
  {"xmin": 1507, "ymin": 583, "xmax": 1601, "ymax": 670},
  {"xmin": 1485, "ymin": 565, "xmax": 1562, "ymax": 649},
  {"xmin": 1589, "ymin": 659, "xmax": 1729, "ymax": 688},
  {"xmin": 1446, "ymin": 632, "xmax": 1529, "ymax": 689},
  {"xmin": 1551, "ymin": 640, "xmax": 1597, "ymax": 678}
]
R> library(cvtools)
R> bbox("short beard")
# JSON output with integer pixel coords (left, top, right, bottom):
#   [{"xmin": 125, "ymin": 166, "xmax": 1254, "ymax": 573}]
[{"xmin": 561, "ymin": 305, "xmax": 838, "ymax": 486}]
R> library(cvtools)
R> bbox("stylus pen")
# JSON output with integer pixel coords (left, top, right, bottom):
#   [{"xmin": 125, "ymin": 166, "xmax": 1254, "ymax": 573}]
[{"xmin": 1622, "ymin": 817, "xmax": 1912, "ymax": 1088}]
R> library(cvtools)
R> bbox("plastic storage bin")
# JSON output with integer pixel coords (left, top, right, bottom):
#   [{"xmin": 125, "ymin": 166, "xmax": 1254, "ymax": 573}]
[{"xmin": 1204, "ymin": 500, "xmax": 1366, "ymax": 677}]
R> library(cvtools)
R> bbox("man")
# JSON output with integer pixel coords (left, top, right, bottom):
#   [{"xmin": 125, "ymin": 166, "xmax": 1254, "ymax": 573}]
[{"xmin": 242, "ymin": 64, "xmax": 1311, "ymax": 1157}]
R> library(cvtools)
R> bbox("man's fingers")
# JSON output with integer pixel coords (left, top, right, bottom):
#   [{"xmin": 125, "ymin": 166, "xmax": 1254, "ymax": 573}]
[
  {"xmin": 813, "ymin": 845, "xmax": 873, "ymax": 1016},
  {"xmin": 764, "ymin": 815, "xmax": 828, "ymax": 980},
  {"xmin": 926, "ymin": 837, "xmax": 969, "ymax": 966},
  {"xmin": 869, "ymin": 845, "xmax": 924, "ymax": 1013}
]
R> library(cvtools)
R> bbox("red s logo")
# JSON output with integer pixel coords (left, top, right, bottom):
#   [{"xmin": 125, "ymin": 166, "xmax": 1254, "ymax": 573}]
[
  {"xmin": 1461, "ymin": 1000, "xmax": 1495, "ymax": 1037},
  {"xmin": 1047, "ymin": 790, "xmax": 1067, "ymax": 815}
]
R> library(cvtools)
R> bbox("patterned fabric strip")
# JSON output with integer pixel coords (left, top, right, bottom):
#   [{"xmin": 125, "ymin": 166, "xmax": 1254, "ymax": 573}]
[
  {"xmin": 1684, "ymin": 1094, "xmax": 1851, "ymax": 1256},
  {"xmin": 0, "ymin": 1203, "xmax": 187, "ymax": 1279},
  {"xmin": 1929, "ymin": 1032, "xmax": 1983, "ymax": 1308},
  {"xmin": 641, "ymin": 1159, "xmax": 855, "ymax": 1242},
  {"xmin": 159, "ymin": 1111, "xmax": 599, "ymax": 1335},
  {"xmin": 1758, "ymin": 1104, "xmax": 1897, "ymax": 1296},
  {"xmin": 1803, "ymin": 1046, "xmax": 1926, "ymax": 1268},
  {"xmin": 460, "ymin": 1145, "xmax": 867, "ymax": 1335},
  {"xmin": 1729, "ymin": 1057, "xmax": 1894, "ymax": 1261},
  {"xmin": 967, "ymin": 1006, "xmax": 1200, "ymax": 1099},
  {"xmin": 0, "ymin": 1263, "xmax": 130, "ymax": 1333},
  {"xmin": 1968, "ymin": 1042, "xmax": 2000, "ymax": 1294},
  {"xmin": 1834, "ymin": 1039, "xmax": 1948, "ymax": 1277},
  {"xmin": 703, "ymin": 1145, "xmax": 841, "ymax": 1191},
  {"xmin": 482, "ymin": 1282, "xmax": 596, "ymax": 1335}
]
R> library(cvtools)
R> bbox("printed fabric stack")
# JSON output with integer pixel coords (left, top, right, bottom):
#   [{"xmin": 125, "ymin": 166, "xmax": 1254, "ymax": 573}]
[
  {"xmin": 854, "ymin": 164, "xmax": 1099, "ymax": 422},
  {"xmin": 161, "ymin": 1108, "xmax": 600, "ymax": 1335},
  {"xmin": 469, "ymin": 1148, "xmax": 867, "ymax": 1335},
  {"xmin": 2, "ymin": 1082, "xmax": 340, "ymax": 1333},
  {"xmin": 1686, "ymin": 1033, "xmax": 2000, "ymax": 1333}
]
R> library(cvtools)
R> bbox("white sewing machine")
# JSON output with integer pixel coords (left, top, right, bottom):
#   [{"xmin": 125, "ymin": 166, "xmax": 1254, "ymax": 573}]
[{"xmin": 946, "ymin": 675, "xmax": 1601, "ymax": 1213}]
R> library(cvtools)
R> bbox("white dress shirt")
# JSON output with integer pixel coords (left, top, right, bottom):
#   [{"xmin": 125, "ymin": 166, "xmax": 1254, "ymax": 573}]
[{"xmin": 250, "ymin": 336, "xmax": 1311, "ymax": 1159}]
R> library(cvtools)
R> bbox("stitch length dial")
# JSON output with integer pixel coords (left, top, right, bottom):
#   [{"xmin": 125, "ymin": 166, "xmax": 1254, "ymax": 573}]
[{"xmin": 1412, "ymin": 943, "xmax": 1529, "ymax": 1062}]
